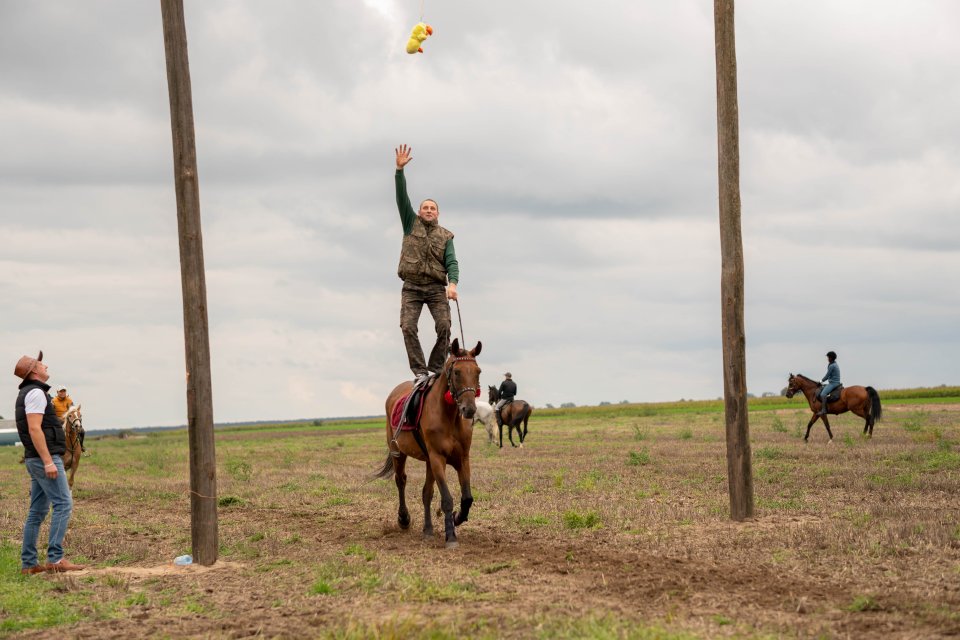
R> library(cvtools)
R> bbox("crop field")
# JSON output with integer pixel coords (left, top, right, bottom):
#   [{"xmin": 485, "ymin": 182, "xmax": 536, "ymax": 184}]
[{"xmin": 1, "ymin": 396, "xmax": 959, "ymax": 639}]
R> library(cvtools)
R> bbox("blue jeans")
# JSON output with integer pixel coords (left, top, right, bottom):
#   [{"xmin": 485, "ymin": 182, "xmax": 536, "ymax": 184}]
[
  {"xmin": 820, "ymin": 382, "xmax": 840, "ymax": 401},
  {"xmin": 21, "ymin": 456, "xmax": 73, "ymax": 569}
]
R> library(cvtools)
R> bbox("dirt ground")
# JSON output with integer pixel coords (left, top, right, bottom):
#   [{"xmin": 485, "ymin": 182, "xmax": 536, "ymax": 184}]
[{"xmin": 2, "ymin": 402, "xmax": 959, "ymax": 639}]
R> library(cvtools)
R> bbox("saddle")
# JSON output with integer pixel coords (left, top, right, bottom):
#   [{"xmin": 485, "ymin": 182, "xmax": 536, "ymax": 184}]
[
  {"xmin": 390, "ymin": 376, "xmax": 436, "ymax": 432},
  {"xmin": 818, "ymin": 384, "xmax": 843, "ymax": 403}
]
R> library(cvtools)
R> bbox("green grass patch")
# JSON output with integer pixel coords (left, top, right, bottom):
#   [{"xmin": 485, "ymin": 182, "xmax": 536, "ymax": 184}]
[
  {"xmin": 309, "ymin": 580, "xmax": 335, "ymax": 595},
  {"xmin": 218, "ymin": 495, "xmax": 246, "ymax": 507},
  {"xmin": 755, "ymin": 446, "xmax": 784, "ymax": 460},
  {"xmin": 628, "ymin": 449, "xmax": 651, "ymax": 466},
  {"xmin": 562, "ymin": 510, "xmax": 602, "ymax": 530},
  {"xmin": 0, "ymin": 541, "xmax": 84, "ymax": 633},
  {"xmin": 632, "ymin": 424, "xmax": 651, "ymax": 440},
  {"xmin": 846, "ymin": 594, "xmax": 882, "ymax": 612},
  {"xmin": 518, "ymin": 514, "xmax": 551, "ymax": 527}
]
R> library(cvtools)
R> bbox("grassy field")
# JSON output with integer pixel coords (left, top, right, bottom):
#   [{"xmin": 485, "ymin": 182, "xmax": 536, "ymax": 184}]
[{"xmin": 1, "ymin": 394, "xmax": 958, "ymax": 638}]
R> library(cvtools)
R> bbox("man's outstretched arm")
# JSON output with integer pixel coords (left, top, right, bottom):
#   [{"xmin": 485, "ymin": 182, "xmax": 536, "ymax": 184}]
[{"xmin": 395, "ymin": 144, "xmax": 416, "ymax": 234}]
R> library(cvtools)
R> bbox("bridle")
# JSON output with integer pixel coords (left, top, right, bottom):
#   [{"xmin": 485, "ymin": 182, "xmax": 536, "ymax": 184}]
[
  {"xmin": 444, "ymin": 355, "xmax": 481, "ymax": 405},
  {"xmin": 64, "ymin": 411, "xmax": 83, "ymax": 450}
]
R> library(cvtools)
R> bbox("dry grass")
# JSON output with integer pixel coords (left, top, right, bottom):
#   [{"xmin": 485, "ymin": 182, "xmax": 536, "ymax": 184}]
[{"xmin": 1, "ymin": 401, "xmax": 958, "ymax": 638}]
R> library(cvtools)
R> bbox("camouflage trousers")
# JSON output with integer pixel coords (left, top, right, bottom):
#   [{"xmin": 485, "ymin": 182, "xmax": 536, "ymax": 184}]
[{"xmin": 400, "ymin": 281, "xmax": 451, "ymax": 376}]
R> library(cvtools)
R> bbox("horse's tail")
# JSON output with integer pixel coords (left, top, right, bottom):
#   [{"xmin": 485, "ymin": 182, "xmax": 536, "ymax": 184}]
[
  {"xmin": 523, "ymin": 403, "xmax": 534, "ymax": 423},
  {"xmin": 372, "ymin": 453, "xmax": 395, "ymax": 480},
  {"xmin": 866, "ymin": 386, "xmax": 882, "ymax": 421}
]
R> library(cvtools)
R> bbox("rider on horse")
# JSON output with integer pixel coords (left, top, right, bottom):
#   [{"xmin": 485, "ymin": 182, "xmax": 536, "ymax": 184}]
[
  {"xmin": 819, "ymin": 351, "xmax": 841, "ymax": 415},
  {"xmin": 52, "ymin": 385, "xmax": 85, "ymax": 452},
  {"xmin": 495, "ymin": 372, "xmax": 517, "ymax": 428},
  {"xmin": 394, "ymin": 144, "xmax": 460, "ymax": 386}
]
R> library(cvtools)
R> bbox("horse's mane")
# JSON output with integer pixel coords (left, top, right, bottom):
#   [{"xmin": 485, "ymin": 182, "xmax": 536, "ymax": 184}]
[{"xmin": 794, "ymin": 374, "xmax": 816, "ymax": 383}]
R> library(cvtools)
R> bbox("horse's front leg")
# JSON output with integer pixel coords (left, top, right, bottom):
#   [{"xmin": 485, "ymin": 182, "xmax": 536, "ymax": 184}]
[
  {"xmin": 427, "ymin": 453, "xmax": 458, "ymax": 548},
  {"xmin": 69, "ymin": 450, "xmax": 79, "ymax": 489},
  {"xmin": 421, "ymin": 463, "xmax": 435, "ymax": 541},
  {"xmin": 395, "ymin": 454, "xmax": 410, "ymax": 529},
  {"xmin": 498, "ymin": 422, "xmax": 504, "ymax": 449},
  {"xmin": 822, "ymin": 416, "xmax": 834, "ymax": 442},
  {"xmin": 453, "ymin": 458, "xmax": 473, "ymax": 526},
  {"xmin": 508, "ymin": 423, "xmax": 517, "ymax": 448},
  {"xmin": 804, "ymin": 414, "xmax": 819, "ymax": 443}
]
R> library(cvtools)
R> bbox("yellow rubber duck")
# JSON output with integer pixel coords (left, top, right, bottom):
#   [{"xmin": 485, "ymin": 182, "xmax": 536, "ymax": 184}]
[{"xmin": 406, "ymin": 22, "xmax": 433, "ymax": 54}]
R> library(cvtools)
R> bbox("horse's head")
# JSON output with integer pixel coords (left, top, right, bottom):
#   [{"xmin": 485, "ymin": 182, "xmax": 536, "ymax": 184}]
[
  {"xmin": 487, "ymin": 385, "xmax": 498, "ymax": 404},
  {"xmin": 445, "ymin": 338, "xmax": 482, "ymax": 420},
  {"xmin": 63, "ymin": 404, "xmax": 83, "ymax": 431},
  {"xmin": 785, "ymin": 374, "xmax": 801, "ymax": 398}
]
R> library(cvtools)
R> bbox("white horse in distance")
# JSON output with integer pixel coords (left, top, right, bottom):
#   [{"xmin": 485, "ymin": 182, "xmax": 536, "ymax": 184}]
[{"xmin": 472, "ymin": 400, "xmax": 496, "ymax": 445}]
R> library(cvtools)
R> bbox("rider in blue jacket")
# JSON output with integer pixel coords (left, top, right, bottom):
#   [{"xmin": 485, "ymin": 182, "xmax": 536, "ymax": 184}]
[{"xmin": 819, "ymin": 351, "xmax": 841, "ymax": 415}]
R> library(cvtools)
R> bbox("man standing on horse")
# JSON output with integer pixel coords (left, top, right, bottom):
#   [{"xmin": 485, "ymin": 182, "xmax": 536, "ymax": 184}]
[
  {"xmin": 495, "ymin": 372, "xmax": 517, "ymax": 428},
  {"xmin": 819, "ymin": 351, "xmax": 841, "ymax": 415},
  {"xmin": 394, "ymin": 144, "xmax": 459, "ymax": 382},
  {"xmin": 13, "ymin": 352, "xmax": 85, "ymax": 574}
]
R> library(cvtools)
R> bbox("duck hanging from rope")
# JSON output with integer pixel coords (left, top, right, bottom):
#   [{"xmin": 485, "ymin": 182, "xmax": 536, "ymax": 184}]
[{"xmin": 406, "ymin": 22, "xmax": 433, "ymax": 54}]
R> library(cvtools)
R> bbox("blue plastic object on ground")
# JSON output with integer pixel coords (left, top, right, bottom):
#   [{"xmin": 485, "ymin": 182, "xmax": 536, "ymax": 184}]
[{"xmin": 173, "ymin": 554, "xmax": 193, "ymax": 566}]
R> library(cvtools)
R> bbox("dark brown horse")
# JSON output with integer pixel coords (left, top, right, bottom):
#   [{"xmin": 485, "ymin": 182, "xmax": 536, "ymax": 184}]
[
  {"xmin": 488, "ymin": 386, "xmax": 533, "ymax": 449},
  {"xmin": 785, "ymin": 373, "xmax": 882, "ymax": 443},
  {"xmin": 374, "ymin": 339, "xmax": 482, "ymax": 549}
]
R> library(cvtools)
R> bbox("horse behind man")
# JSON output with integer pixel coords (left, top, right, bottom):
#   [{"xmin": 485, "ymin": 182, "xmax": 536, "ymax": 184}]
[{"xmin": 61, "ymin": 405, "xmax": 84, "ymax": 488}]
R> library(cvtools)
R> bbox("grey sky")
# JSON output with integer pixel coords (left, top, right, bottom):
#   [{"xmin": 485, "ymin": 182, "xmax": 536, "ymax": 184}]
[{"xmin": 2, "ymin": 1, "xmax": 957, "ymax": 428}]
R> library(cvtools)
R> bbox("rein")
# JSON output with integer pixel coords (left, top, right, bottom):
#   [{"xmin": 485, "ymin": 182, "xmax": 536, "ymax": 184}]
[{"xmin": 64, "ymin": 413, "xmax": 82, "ymax": 454}]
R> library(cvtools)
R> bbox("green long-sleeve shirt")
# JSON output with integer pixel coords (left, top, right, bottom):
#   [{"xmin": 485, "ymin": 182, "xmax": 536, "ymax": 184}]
[{"xmin": 395, "ymin": 170, "xmax": 459, "ymax": 284}]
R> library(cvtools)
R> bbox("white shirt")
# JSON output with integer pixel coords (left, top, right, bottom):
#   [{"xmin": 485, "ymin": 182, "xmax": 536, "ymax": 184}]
[{"xmin": 25, "ymin": 388, "xmax": 48, "ymax": 414}]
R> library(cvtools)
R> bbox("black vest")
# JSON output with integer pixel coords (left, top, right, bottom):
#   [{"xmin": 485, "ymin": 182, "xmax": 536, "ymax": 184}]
[{"xmin": 15, "ymin": 379, "xmax": 66, "ymax": 458}]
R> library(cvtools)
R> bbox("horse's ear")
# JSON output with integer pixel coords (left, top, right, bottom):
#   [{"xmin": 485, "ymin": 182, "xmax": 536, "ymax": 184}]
[
  {"xmin": 472, "ymin": 341, "xmax": 482, "ymax": 357},
  {"xmin": 450, "ymin": 338, "xmax": 461, "ymax": 356}
]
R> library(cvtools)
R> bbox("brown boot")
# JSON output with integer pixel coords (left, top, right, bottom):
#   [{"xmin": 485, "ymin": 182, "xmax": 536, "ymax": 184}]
[
  {"xmin": 20, "ymin": 565, "xmax": 47, "ymax": 575},
  {"xmin": 46, "ymin": 558, "xmax": 86, "ymax": 572}
]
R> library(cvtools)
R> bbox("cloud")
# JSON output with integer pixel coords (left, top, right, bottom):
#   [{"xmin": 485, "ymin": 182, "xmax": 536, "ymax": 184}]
[{"xmin": 1, "ymin": 1, "xmax": 957, "ymax": 427}]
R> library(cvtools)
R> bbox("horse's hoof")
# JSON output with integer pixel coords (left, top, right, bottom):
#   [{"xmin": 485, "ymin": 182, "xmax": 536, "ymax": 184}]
[
  {"xmin": 398, "ymin": 518, "xmax": 410, "ymax": 530},
  {"xmin": 445, "ymin": 540, "xmax": 459, "ymax": 550},
  {"xmin": 519, "ymin": 443, "xmax": 524, "ymax": 449},
  {"xmin": 827, "ymin": 439, "xmax": 834, "ymax": 445},
  {"xmin": 422, "ymin": 532, "xmax": 434, "ymax": 542}
]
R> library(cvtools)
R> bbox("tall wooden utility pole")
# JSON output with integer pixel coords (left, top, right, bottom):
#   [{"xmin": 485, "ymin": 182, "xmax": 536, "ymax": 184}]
[
  {"xmin": 160, "ymin": 0, "xmax": 218, "ymax": 564},
  {"xmin": 713, "ymin": 0, "xmax": 754, "ymax": 520}
]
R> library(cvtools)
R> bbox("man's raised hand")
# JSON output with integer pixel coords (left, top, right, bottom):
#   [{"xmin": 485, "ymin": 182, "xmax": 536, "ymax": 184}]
[{"xmin": 395, "ymin": 144, "xmax": 413, "ymax": 170}]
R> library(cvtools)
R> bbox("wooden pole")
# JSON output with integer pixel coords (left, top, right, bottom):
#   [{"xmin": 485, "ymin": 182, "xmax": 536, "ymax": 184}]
[
  {"xmin": 713, "ymin": 0, "xmax": 754, "ymax": 521},
  {"xmin": 160, "ymin": 0, "xmax": 218, "ymax": 564}
]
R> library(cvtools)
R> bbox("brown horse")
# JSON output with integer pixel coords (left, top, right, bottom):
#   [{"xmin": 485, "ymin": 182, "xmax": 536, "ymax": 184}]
[
  {"xmin": 488, "ymin": 386, "xmax": 533, "ymax": 449},
  {"xmin": 785, "ymin": 374, "xmax": 882, "ymax": 443},
  {"xmin": 61, "ymin": 405, "xmax": 84, "ymax": 488},
  {"xmin": 374, "ymin": 339, "xmax": 482, "ymax": 549}
]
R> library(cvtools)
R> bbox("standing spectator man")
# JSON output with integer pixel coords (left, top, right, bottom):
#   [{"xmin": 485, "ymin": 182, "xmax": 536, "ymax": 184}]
[{"xmin": 14, "ymin": 352, "xmax": 85, "ymax": 574}]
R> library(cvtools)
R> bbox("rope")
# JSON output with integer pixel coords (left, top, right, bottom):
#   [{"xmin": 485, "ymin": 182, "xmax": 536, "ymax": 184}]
[{"xmin": 455, "ymin": 298, "xmax": 466, "ymax": 346}]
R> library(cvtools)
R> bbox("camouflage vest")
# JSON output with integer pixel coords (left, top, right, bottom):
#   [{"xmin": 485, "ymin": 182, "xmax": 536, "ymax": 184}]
[{"xmin": 397, "ymin": 216, "xmax": 454, "ymax": 285}]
